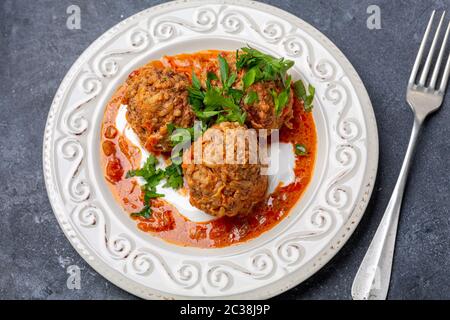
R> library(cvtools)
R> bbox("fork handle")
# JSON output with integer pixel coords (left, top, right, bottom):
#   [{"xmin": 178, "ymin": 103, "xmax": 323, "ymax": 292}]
[{"xmin": 351, "ymin": 115, "xmax": 423, "ymax": 300}]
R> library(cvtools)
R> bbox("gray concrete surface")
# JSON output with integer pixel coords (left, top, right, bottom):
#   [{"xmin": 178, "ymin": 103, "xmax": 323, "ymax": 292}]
[{"xmin": 0, "ymin": 0, "xmax": 449, "ymax": 300}]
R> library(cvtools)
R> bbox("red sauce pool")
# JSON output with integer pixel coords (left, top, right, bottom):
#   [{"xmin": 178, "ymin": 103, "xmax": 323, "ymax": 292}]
[{"xmin": 100, "ymin": 51, "xmax": 317, "ymax": 248}]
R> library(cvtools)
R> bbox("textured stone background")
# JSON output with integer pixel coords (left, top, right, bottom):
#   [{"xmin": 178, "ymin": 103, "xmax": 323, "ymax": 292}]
[{"xmin": 0, "ymin": 0, "xmax": 449, "ymax": 300}]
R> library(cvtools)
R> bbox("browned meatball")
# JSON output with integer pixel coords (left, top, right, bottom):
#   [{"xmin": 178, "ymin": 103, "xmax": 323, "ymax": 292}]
[
  {"xmin": 124, "ymin": 64, "xmax": 195, "ymax": 153},
  {"xmin": 182, "ymin": 122, "xmax": 268, "ymax": 217},
  {"xmin": 241, "ymin": 80, "xmax": 293, "ymax": 131}
]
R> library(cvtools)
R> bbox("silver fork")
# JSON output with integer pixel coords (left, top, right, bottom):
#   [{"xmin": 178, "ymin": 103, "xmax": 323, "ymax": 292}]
[{"xmin": 351, "ymin": 10, "xmax": 450, "ymax": 300}]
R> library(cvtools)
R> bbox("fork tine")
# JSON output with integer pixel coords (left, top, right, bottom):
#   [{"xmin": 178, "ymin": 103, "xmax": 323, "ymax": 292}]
[
  {"xmin": 431, "ymin": 20, "xmax": 450, "ymax": 88},
  {"xmin": 409, "ymin": 10, "xmax": 436, "ymax": 85},
  {"xmin": 419, "ymin": 11, "xmax": 446, "ymax": 86},
  {"xmin": 438, "ymin": 51, "xmax": 450, "ymax": 92}
]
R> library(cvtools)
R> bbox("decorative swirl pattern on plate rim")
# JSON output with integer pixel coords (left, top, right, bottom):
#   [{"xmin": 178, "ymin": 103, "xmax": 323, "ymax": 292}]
[{"xmin": 43, "ymin": 0, "xmax": 378, "ymax": 300}]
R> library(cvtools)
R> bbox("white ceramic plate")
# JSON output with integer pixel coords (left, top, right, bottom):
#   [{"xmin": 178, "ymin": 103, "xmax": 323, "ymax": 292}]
[{"xmin": 43, "ymin": 0, "xmax": 378, "ymax": 299}]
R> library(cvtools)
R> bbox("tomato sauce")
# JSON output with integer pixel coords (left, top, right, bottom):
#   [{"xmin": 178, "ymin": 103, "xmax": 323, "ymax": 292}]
[{"xmin": 100, "ymin": 51, "xmax": 317, "ymax": 248}]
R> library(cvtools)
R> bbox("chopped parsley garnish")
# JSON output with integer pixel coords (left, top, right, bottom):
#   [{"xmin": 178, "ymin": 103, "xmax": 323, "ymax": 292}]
[
  {"xmin": 294, "ymin": 143, "xmax": 308, "ymax": 156},
  {"xmin": 126, "ymin": 154, "xmax": 184, "ymax": 218},
  {"xmin": 271, "ymin": 75, "xmax": 292, "ymax": 115},
  {"xmin": 163, "ymin": 162, "xmax": 184, "ymax": 189},
  {"xmin": 293, "ymin": 79, "xmax": 315, "ymax": 112},
  {"xmin": 218, "ymin": 55, "xmax": 230, "ymax": 87},
  {"xmin": 244, "ymin": 90, "xmax": 259, "ymax": 105},
  {"xmin": 191, "ymin": 69, "xmax": 201, "ymax": 88},
  {"xmin": 237, "ymin": 47, "xmax": 294, "ymax": 115},
  {"xmin": 131, "ymin": 205, "xmax": 152, "ymax": 219},
  {"xmin": 242, "ymin": 67, "xmax": 257, "ymax": 90},
  {"xmin": 206, "ymin": 71, "xmax": 218, "ymax": 89},
  {"xmin": 188, "ymin": 54, "xmax": 246, "ymax": 126},
  {"xmin": 237, "ymin": 46, "xmax": 295, "ymax": 87},
  {"xmin": 126, "ymin": 154, "xmax": 162, "ymax": 183}
]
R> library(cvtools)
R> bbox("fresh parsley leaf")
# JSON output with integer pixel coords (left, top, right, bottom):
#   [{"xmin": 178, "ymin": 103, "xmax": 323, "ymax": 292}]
[
  {"xmin": 237, "ymin": 46, "xmax": 294, "ymax": 86},
  {"xmin": 204, "ymin": 87, "xmax": 227, "ymax": 107},
  {"xmin": 206, "ymin": 71, "xmax": 218, "ymax": 89},
  {"xmin": 218, "ymin": 54, "xmax": 230, "ymax": 86},
  {"xmin": 293, "ymin": 79, "xmax": 306, "ymax": 99},
  {"xmin": 127, "ymin": 155, "xmax": 164, "ymax": 218},
  {"xmin": 218, "ymin": 54, "xmax": 238, "ymax": 92},
  {"xmin": 271, "ymin": 76, "xmax": 292, "ymax": 115},
  {"xmin": 217, "ymin": 105, "xmax": 246, "ymax": 124},
  {"xmin": 277, "ymin": 91, "xmax": 289, "ymax": 113},
  {"xmin": 226, "ymin": 72, "xmax": 238, "ymax": 89},
  {"xmin": 294, "ymin": 143, "xmax": 308, "ymax": 156},
  {"xmin": 305, "ymin": 85, "xmax": 315, "ymax": 112},
  {"xmin": 207, "ymin": 71, "xmax": 219, "ymax": 81},
  {"xmin": 188, "ymin": 85, "xmax": 205, "ymax": 105},
  {"xmin": 188, "ymin": 71, "xmax": 205, "ymax": 113},
  {"xmin": 293, "ymin": 79, "xmax": 315, "ymax": 112},
  {"xmin": 127, "ymin": 155, "xmax": 159, "ymax": 179},
  {"xmin": 191, "ymin": 71, "xmax": 202, "ymax": 89},
  {"xmin": 238, "ymin": 47, "xmax": 294, "ymax": 116},
  {"xmin": 271, "ymin": 89, "xmax": 280, "ymax": 114},
  {"xmin": 204, "ymin": 87, "xmax": 246, "ymax": 124},
  {"xmin": 243, "ymin": 67, "xmax": 256, "ymax": 90},
  {"xmin": 201, "ymin": 87, "xmax": 246, "ymax": 125},
  {"xmin": 143, "ymin": 184, "xmax": 164, "ymax": 199},
  {"xmin": 126, "ymin": 155, "xmax": 166, "ymax": 218},
  {"xmin": 130, "ymin": 205, "xmax": 152, "ymax": 219},
  {"xmin": 228, "ymin": 88, "xmax": 244, "ymax": 104},
  {"xmin": 163, "ymin": 163, "xmax": 183, "ymax": 189},
  {"xmin": 126, "ymin": 154, "xmax": 185, "ymax": 218},
  {"xmin": 198, "ymin": 110, "xmax": 223, "ymax": 119},
  {"xmin": 244, "ymin": 90, "xmax": 259, "ymax": 105},
  {"xmin": 187, "ymin": 55, "xmax": 247, "ymax": 127}
]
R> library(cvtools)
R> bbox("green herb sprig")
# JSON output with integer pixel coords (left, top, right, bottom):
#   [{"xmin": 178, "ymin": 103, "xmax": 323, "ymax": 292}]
[
  {"xmin": 244, "ymin": 90, "xmax": 259, "ymax": 105},
  {"xmin": 127, "ymin": 155, "xmax": 184, "ymax": 218},
  {"xmin": 188, "ymin": 55, "xmax": 246, "ymax": 127},
  {"xmin": 238, "ymin": 47, "xmax": 294, "ymax": 114},
  {"xmin": 270, "ymin": 75, "xmax": 292, "ymax": 115},
  {"xmin": 294, "ymin": 143, "xmax": 308, "ymax": 156},
  {"xmin": 237, "ymin": 46, "xmax": 295, "ymax": 88},
  {"xmin": 162, "ymin": 162, "xmax": 183, "ymax": 189},
  {"xmin": 293, "ymin": 79, "xmax": 315, "ymax": 112}
]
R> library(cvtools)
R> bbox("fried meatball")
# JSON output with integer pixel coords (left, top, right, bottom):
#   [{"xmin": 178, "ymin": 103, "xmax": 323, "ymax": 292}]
[
  {"xmin": 182, "ymin": 122, "xmax": 268, "ymax": 217},
  {"xmin": 124, "ymin": 64, "xmax": 195, "ymax": 153},
  {"xmin": 242, "ymin": 80, "xmax": 293, "ymax": 131}
]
